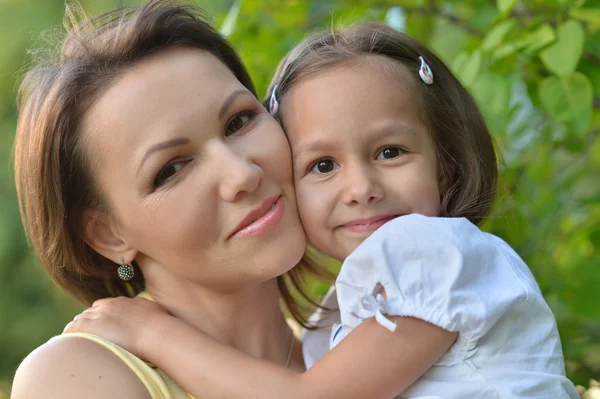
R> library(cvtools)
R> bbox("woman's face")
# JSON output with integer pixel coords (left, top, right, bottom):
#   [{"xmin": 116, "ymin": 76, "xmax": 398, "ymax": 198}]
[{"xmin": 82, "ymin": 47, "xmax": 305, "ymax": 292}]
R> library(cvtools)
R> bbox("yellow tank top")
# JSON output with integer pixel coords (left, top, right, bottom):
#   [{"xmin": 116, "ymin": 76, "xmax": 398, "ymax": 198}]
[
  {"xmin": 64, "ymin": 332, "xmax": 193, "ymax": 399},
  {"xmin": 64, "ymin": 292, "xmax": 193, "ymax": 398}
]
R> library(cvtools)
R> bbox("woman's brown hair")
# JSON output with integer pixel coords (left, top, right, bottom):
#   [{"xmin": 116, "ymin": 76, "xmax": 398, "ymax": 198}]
[
  {"xmin": 14, "ymin": 0, "xmax": 322, "ymax": 326},
  {"xmin": 267, "ymin": 23, "xmax": 498, "ymax": 224}
]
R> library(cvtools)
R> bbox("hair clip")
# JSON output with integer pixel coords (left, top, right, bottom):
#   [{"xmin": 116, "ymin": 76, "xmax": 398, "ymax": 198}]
[
  {"xmin": 418, "ymin": 56, "xmax": 433, "ymax": 85},
  {"xmin": 269, "ymin": 84, "xmax": 279, "ymax": 115}
]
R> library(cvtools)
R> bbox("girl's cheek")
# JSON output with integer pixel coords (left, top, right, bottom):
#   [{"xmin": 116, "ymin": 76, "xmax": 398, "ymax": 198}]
[
  {"xmin": 295, "ymin": 185, "xmax": 312, "ymax": 223},
  {"xmin": 295, "ymin": 185, "xmax": 321, "ymax": 229}
]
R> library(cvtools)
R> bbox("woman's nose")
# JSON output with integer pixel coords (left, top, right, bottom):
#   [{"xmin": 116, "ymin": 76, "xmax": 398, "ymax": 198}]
[
  {"xmin": 341, "ymin": 164, "xmax": 383, "ymax": 206},
  {"xmin": 217, "ymin": 145, "xmax": 264, "ymax": 202}
]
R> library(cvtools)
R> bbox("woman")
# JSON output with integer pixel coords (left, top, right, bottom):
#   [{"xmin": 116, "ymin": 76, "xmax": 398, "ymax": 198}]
[{"xmin": 11, "ymin": 1, "xmax": 320, "ymax": 397}]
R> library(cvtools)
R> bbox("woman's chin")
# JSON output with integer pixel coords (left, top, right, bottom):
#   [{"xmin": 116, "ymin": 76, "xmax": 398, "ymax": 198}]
[{"xmin": 268, "ymin": 228, "xmax": 307, "ymax": 278}]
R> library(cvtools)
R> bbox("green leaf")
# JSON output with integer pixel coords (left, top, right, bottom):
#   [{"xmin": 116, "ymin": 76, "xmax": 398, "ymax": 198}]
[
  {"xmin": 471, "ymin": 72, "xmax": 511, "ymax": 133},
  {"xmin": 538, "ymin": 73, "xmax": 593, "ymax": 133},
  {"xmin": 497, "ymin": 0, "xmax": 518, "ymax": 14},
  {"xmin": 528, "ymin": 147, "xmax": 554, "ymax": 181},
  {"xmin": 592, "ymin": 110, "xmax": 600, "ymax": 131},
  {"xmin": 472, "ymin": 72, "xmax": 511, "ymax": 117},
  {"xmin": 591, "ymin": 134, "xmax": 600, "ymax": 168},
  {"xmin": 570, "ymin": 8, "xmax": 600, "ymax": 23},
  {"xmin": 481, "ymin": 19, "xmax": 516, "ymax": 52},
  {"xmin": 579, "ymin": 60, "xmax": 600, "ymax": 96},
  {"xmin": 405, "ymin": 11, "xmax": 435, "ymax": 43},
  {"xmin": 219, "ymin": 0, "xmax": 241, "ymax": 37},
  {"xmin": 589, "ymin": 30, "xmax": 600, "ymax": 59},
  {"xmin": 492, "ymin": 42, "xmax": 519, "ymax": 60},
  {"xmin": 429, "ymin": 19, "xmax": 469, "ymax": 62},
  {"xmin": 452, "ymin": 51, "xmax": 481, "ymax": 87},
  {"xmin": 524, "ymin": 23, "xmax": 556, "ymax": 54},
  {"xmin": 539, "ymin": 20, "xmax": 585, "ymax": 76}
]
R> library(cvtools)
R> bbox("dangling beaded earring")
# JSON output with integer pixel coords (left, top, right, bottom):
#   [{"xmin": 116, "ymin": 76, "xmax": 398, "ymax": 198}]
[{"xmin": 117, "ymin": 259, "xmax": 135, "ymax": 281}]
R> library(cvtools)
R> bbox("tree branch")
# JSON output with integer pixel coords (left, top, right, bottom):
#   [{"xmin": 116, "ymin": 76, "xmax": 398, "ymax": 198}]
[{"xmin": 397, "ymin": 4, "xmax": 483, "ymax": 37}]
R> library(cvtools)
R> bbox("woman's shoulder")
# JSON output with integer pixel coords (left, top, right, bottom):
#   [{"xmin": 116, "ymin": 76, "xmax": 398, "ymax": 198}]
[{"xmin": 11, "ymin": 334, "xmax": 151, "ymax": 399}]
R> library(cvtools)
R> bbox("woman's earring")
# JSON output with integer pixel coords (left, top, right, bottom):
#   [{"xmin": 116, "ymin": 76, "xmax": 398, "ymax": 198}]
[{"xmin": 117, "ymin": 259, "xmax": 135, "ymax": 281}]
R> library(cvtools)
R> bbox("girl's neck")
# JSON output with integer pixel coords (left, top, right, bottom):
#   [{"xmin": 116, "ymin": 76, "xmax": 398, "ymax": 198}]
[{"xmin": 144, "ymin": 271, "xmax": 299, "ymax": 368}]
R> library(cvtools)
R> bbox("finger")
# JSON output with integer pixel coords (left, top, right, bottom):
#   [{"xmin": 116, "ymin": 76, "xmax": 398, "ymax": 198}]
[
  {"xmin": 63, "ymin": 320, "xmax": 81, "ymax": 333},
  {"xmin": 71, "ymin": 308, "xmax": 99, "ymax": 324},
  {"xmin": 63, "ymin": 318, "xmax": 94, "ymax": 334},
  {"xmin": 64, "ymin": 314, "xmax": 108, "ymax": 335},
  {"xmin": 81, "ymin": 307, "xmax": 99, "ymax": 317},
  {"xmin": 92, "ymin": 297, "xmax": 118, "ymax": 308}
]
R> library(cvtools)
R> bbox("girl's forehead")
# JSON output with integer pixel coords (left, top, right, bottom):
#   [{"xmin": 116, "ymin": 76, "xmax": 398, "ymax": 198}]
[
  {"xmin": 293, "ymin": 54, "xmax": 417, "ymax": 91},
  {"xmin": 283, "ymin": 59, "xmax": 419, "ymax": 120},
  {"xmin": 281, "ymin": 61, "xmax": 429, "ymax": 152}
]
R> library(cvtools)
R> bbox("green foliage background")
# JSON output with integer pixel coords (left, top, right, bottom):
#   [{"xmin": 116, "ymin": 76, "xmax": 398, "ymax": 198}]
[{"xmin": 0, "ymin": 0, "xmax": 599, "ymax": 396}]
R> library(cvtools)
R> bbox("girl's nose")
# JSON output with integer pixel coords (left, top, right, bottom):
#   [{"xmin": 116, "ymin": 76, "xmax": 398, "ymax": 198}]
[{"xmin": 341, "ymin": 164, "xmax": 383, "ymax": 206}]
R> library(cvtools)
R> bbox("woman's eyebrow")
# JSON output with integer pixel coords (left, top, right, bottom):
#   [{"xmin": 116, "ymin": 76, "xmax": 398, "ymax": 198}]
[
  {"xmin": 137, "ymin": 138, "xmax": 190, "ymax": 174},
  {"xmin": 218, "ymin": 89, "xmax": 252, "ymax": 120}
]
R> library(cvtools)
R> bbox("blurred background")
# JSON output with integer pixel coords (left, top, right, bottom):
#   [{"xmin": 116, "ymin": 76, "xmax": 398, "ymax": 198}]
[{"xmin": 0, "ymin": 0, "xmax": 599, "ymax": 396}]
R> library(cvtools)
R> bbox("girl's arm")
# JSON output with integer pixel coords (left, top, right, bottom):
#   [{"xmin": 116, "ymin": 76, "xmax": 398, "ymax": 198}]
[{"xmin": 66, "ymin": 297, "xmax": 456, "ymax": 399}]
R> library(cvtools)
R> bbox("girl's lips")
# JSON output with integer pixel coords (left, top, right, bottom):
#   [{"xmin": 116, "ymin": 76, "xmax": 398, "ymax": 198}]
[
  {"xmin": 230, "ymin": 196, "xmax": 285, "ymax": 239},
  {"xmin": 341, "ymin": 215, "xmax": 399, "ymax": 233}
]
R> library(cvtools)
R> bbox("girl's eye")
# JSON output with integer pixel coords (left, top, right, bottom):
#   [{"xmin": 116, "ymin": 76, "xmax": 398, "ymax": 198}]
[
  {"xmin": 225, "ymin": 111, "xmax": 256, "ymax": 137},
  {"xmin": 376, "ymin": 147, "xmax": 404, "ymax": 160},
  {"xmin": 310, "ymin": 159, "xmax": 339, "ymax": 175},
  {"xmin": 154, "ymin": 161, "xmax": 186, "ymax": 187}
]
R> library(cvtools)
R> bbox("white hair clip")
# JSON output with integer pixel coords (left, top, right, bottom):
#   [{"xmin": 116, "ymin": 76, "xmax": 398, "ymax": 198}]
[
  {"xmin": 418, "ymin": 56, "xmax": 433, "ymax": 85},
  {"xmin": 269, "ymin": 84, "xmax": 279, "ymax": 115}
]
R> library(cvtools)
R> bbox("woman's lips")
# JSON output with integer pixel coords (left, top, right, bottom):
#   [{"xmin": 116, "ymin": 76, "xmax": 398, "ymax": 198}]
[
  {"xmin": 341, "ymin": 215, "xmax": 399, "ymax": 233},
  {"xmin": 230, "ymin": 196, "xmax": 285, "ymax": 239}
]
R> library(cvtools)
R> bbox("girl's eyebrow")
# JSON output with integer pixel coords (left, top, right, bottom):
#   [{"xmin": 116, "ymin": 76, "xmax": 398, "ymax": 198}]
[
  {"xmin": 292, "ymin": 124, "xmax": 418, "ymax": 160},
  {"xmin": 368, "ymin": 124, "xmax": 418, "ymax": 141},
  {"xmin": 292, "ymin": 138, "xmax": 336, "ymax": 159}
]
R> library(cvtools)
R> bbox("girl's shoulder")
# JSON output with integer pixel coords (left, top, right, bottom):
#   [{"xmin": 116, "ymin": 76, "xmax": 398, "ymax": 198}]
[
  {"xmin": 336, "ymin": 215, "xmax": 545, "ymax": 341},
  {"xmin": 355, "ymin": 214, "xmax": 538, "ymax": 289},
  {"xmin": 11, "ymin": 333, "xmax": 152, "ymax": 399}
]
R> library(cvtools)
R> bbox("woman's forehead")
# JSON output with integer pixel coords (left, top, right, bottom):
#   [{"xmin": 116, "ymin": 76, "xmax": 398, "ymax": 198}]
[
  {"xmin": 80, "ymin": 47, "xmax": 242, "ymax": 161},
  {"xmin": 82, "ymin": 48, "xmax": 246, "ymax": 181}
]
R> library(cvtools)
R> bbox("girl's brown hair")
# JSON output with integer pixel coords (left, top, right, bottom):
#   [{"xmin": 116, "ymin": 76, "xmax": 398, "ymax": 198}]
[
  {"xmin": 14, "ymin": 0, "xmax": 322, "ymax": 327},
  {"xmin": 267, "ymin": 23, "xmax": 498, "ymax": 224}
]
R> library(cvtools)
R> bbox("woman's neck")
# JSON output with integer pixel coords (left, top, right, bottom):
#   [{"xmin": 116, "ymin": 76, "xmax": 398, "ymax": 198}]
[{"xmin": 144, "ymin": 272, "xmax": 299, "ymax": 368}]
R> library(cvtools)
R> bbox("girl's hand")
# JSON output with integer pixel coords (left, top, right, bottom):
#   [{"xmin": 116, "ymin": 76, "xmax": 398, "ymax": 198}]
[{"xmin": 64, "ymin": 296, "xmax": 172, "ymax": 360}]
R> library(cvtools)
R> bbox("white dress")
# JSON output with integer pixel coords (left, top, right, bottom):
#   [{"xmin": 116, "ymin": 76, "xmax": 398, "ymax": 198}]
[{"xmin": 302, "ymin": 215, "xmax": 579, "ymax": 398}]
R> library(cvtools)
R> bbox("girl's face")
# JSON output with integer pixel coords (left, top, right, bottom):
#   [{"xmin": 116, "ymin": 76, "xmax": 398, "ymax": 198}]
[
  {"xmin": 281, "ymin": 60, "xmax": 444, "ymax": 261},
  {"xmin": 83, "ymin": 47, "xmax": 305, "ymax": 292}
]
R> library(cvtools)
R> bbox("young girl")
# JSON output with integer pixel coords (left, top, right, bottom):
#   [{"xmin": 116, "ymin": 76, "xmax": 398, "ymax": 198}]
[{"xmin": 66, "ymin": 23, "xmax": 578, "ymax": 398}]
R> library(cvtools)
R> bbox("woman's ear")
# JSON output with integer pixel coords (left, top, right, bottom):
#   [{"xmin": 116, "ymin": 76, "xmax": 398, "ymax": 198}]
[{"xmin": 82, "ymin": 209, "xmax": 137, "ymax": 264}]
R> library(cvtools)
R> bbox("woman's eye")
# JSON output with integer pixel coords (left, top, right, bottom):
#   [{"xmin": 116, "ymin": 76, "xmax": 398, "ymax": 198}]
[
  {"xmin": 154, "ymin": 161, "xmax": 186, "ymax": 187},
  {"xmin": 225, "ymin": 112, "xmax": 255, "ymax": 137},
  {"xmin": 376, "ymin": 147, "xmax": 404, "ymax": 160},
  {"xmin": 310, "ymin": 159, "xmax": 339, "ymax": 175}
]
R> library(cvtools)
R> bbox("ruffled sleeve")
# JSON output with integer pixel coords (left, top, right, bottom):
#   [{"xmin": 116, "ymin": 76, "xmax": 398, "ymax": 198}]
[{"xmin": 333, "ymin": 214, "xmax": 531, "ymax": 356}]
